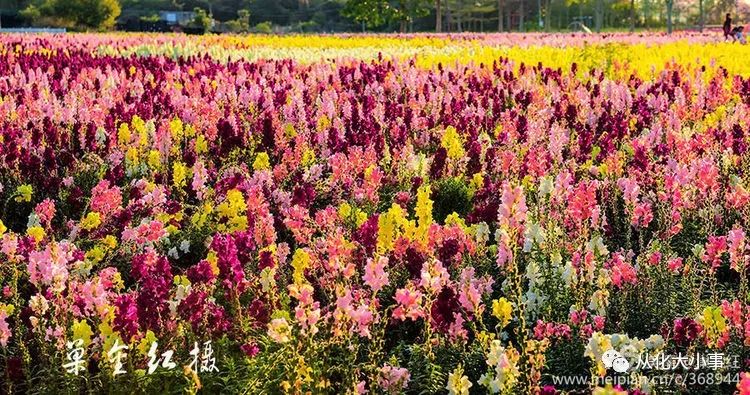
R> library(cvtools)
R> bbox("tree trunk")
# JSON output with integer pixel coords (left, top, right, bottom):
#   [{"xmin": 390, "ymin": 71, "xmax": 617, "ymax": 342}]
[
  {"xmin": 507, "ymin": 7, "xmax": 511, "ymax": 32},
  {"xmin": 698, "ymin": 0, "xmax": 703, "ymax": 32},
  {"xmin": 629, "ymin": 0, "xmax": 635, "ymax": 32},
  {"xmin": 666, "ymin": 0, "xmax": 673, "ymax": 34},
  {"xmin": 498, "ymin": 0, "xmax": 504, "ymax": 31},
  {"xmin": 519, "ymin": 0, "xmax": 525, "ymax": 31},
  {"xmin": 545, "ymin": 0, "xmax": 551, "ymax": 31},
  {"xmin": 537, "ymin": 0, "xmax": 542, "ymax": 29},
  {"xmin": 436, "ymin": 0, "xmax": 442, "ymax": 32},
  {"xmin": 595, "ymin": 0, "xmax": 603, "ymax": 32}
]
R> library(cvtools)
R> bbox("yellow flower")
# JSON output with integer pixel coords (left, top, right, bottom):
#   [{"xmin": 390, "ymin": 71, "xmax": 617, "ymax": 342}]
[
  {"xmin": 137, "ymin": 330, "xmax": 157, "ymax": 356},
  {"xmin": 441, "ymin": 126, "xmax": 465, "ymax": 159},
  {"xmin": 470, "ymin": 172, "xmax": 484, "ymax": 192},
  {"xmin": 27, "ymin": 226, "xmax": 45, "ymax": 242},
  {"xmin": 415, "ymin": 184, "xmax": 433, "ymax": 246},
  {"xmin": 446, "ymin": 364, "xmax": 472, "ymax": 395},
  {"xmin": 444, "ymin": 213, "xmax": 466, "ymax": 229},
  {"xmin": 118, "ymin": 123, "xmax": 131, "ymax": 145},
  {"xmin": 184, "ymin": 124, "xmax": 196, "ymax": 138},
  {"xmin": 81, "ymin": 212, "xmax": 102, "ymax": 230},
  {"xmin": 338, "ymin": 202, "xmax": 352, "ymax": 220},
  {"xmin": 147, "ymin": 150, "xmax": 161, "ymax": 169},
  {"xmin": 102, "ymin": 235, "xmax": 118, "ymax": 250},
  {"xmin": 15, "ymin": 184, "xmax": 32, "ymax": 202},
  {"xmin": 291, "ymin": 249, "xmax": 311, "ymax": 285},
  {"xmin": 0, "ymin": 303, "xmax": 14, "ymax": 315},
  {"xmin": 593, "ymin": 384, "xmax": 627, "ymax": 395},
  {"xmin": 216, "ymin": 189, "xmax": 247, "ymax": 232},
  {"xmin": 0, "ymin": 220, "xmax": 6, "ymax": 235},
  {"xmin": 169, "ymin": 118, "xmax": 184, "ymax": 140},
  {"xmin": 700, "ymin": 306, "xmax": 727, "ymax": 347},
  {"xmin": 173, "ymin": 275, "xmax": 191, "ymax": 287},
  {"xmin": 301, "ymin": 149, "xmax": 316, "ymax": 167},
  {"xmin": 191, "ymin": 202, "xmax": 213, "ymax": 228},
  {"xmin": 195, "ymin": 134, "xmax": 208, "ymax": 155},
  {"xmin": 72, "ymin": 319, "xmax": 93, "ymax": 347},
  {"xmin": 173, "ymin": 161, "xmax": 188, "ymax": 188},
  {"xmin": 492, "ymin": 297, "xmax": 513, "ymax": 328},
  {"xmin": 86, "ymin": 246, "xmax": 106, "ymax": 263},
  {"xmin": 377, "ymin": 203, "xmax": 407, "ymax": 253},
  {"xmin": 253, "ymin": 152, "xmax": 271, "ymax": 171},
  {"xmin": 206, "ymin": 251, "xmax": 220, "ymax": 276}
]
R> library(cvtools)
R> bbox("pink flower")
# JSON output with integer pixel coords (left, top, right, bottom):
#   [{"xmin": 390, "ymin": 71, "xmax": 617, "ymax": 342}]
[
  {"xmin": 240, "ymin": 343, "xmax": 260, "ymax": 357},
  {"xmin": 738, "ymin": 372, "xmax": 750, "ymax": 395},
  {"xmin": 457, "ymin": 267, "xmax": 493, "ymax": 313},
  {"xmin": 631, "ymin": 202, "xmax": 653, "ymax": 228},
  {"xmin": 721, "ymin": 300, "xmax": 744, "ymax": 328},
  {"xmin": 648, "ymin": 251, "xmax": 662, "ymax": 266},
  {"xmin": 702, "ymin": 235, "xmax": 728, "ymax": 271},
  {"xmin": 363, "ymin": 256, "xmax": 389, "ymax": 294},
  {"xmin": 377, "ymin": 364, "xmax": 410, "ymax": 394},
  {"xmin": 34, "ymin": 199, "xmax": 56, "ymax": 226},
  {"xmin": 728, "ymin": 227, "xmax": 748, "ymax": 272},
  {"xmin": 419, "ymin": 259, "xmax": 450, "ymax": 294},
  {"xmin": 667, "ymin": 257, "xmax": 684, "ymax": 274},
  {"xmin": 566, "ymin": 181, "xmax": 599, "ymax": 227},
  {"xmin": 350, "ymin": 303, "xmax": 374, "ymax": 338},
  {"xmin": 497, "ymin": 182, "xmax": 527, "ymax": 233},
  {"xmin": 0, "ymin": 308, "xmax": 10, "ymax": 347},
  {"xmin": 122, "ymin": 220, "xmax": 168, "ymax": 245},
  {"xmin": 27, "ymin": 241, "xmax": 75, "ymax": 293},
  {"xmin": 191, "ymin": 160, "xmax": 209, "ymax": 199},
  {"xmin": 90, "ymin": 180, "xmax": 122, "ymax": 218},
  {"xmin": 617, "ymin": 177, "xmax": 640, "ymax": 205},
  {"xmin": 592, "ymin": 315, "xmax": 605, "ymax": 331},
  {"xmin": 608, "ymin": 252, "xmax": 637, "ymax": 288},
  {"xmin": 392, "ymin": 288, "xmax": 424, "ymax": 321}
]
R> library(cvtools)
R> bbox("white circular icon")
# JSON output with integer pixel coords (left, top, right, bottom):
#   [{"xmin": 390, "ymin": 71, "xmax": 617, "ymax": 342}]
[{"xmin": 601, "ymin": 349, "xmax": 630, "ymax": 373}]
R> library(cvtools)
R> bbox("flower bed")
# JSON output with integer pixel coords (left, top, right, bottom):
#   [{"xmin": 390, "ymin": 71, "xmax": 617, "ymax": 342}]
[{"xmin": 0, "ymin": 33, "xmax": 749, "ymax": 394}]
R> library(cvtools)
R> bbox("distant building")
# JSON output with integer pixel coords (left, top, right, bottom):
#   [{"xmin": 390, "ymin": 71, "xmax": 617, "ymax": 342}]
[{"xmin": 159, "ymin": 11, "xmax": 196, "ymax": 26}]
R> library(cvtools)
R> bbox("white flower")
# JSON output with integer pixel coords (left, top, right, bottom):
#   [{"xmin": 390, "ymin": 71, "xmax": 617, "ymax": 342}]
[
  {"xmin": 538, "ymin": 176, "xmax": 554, "ymax": 197},
  {"xmin": 267, "ymin": 318, "xmax": 291, "ymax": 343},
  {"xmin": 474, "ymin": 222, "xmax": 490, "ymax": 245},
  {"xmin": 446, "ymin": 365, "xmax": 472, "ymax": 395}
]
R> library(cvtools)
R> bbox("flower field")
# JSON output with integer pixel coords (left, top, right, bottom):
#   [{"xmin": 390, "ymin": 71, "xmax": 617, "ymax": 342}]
[{"xmin": 1, "ymin": 32, "xmax": 750, "ymax": 394}]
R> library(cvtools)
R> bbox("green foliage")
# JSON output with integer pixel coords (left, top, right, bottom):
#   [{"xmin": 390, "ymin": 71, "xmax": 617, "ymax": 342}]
[
  {"xmin": 254, "ymin": 20, "xmax": 272, "ymax": 33},
  {"xmin": 21, "ymin": 0, "xmax": 121, "ymax": 30},
  {"xmin": 191, "ymin": 7, "xmax": 212, "ymax": 33},
  {"xmin": 139, "ymin": 13, "xmax": 159, "ymax": 22},
  {"xmin": 236, "ymin": 8, "xmax": 250, "ymax": 31},
  {"xmin": 341, "ymin": 0, "xmax": 395, "ymax": 28},
  {"xmin": 432, "ymin": 177, "xmax": 472, "ymax": 224},
  {"xmin": 341, "ymin": 0, "xmax": 431, "ymax": 30}
]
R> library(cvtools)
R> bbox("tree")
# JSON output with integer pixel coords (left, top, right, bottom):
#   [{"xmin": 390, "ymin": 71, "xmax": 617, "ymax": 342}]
[
  {"xmin": 435, "ymin": 0, "xmax": 441, "ymax": 31},
  {"xmin": 237, "ymin": 8, "xmax": 250, "ymax": 31},
  {"xmin": 665, "ymin": 0, "xmax": 672, "ymax": 33},
  {"xmin": 341, "ymin": 0, "xmax": 394, "ymax": 29},
  {"xmin": 191, "ymin": 6, "xmax": 212, "ymax": 32},
  {"xmin": 22, "ymin": 0, "xmax": 120, "ymax": 30},
  {"xmin": 629, "ymin": 0, "xmax": 634, "ymax": 31},
  {"xmin": 342, "ymin": 0, "xmax": 429, "ymax": 31},
  {"xmin": 497, "ymin": 0, "xmax": 503, "ymax": 30}
]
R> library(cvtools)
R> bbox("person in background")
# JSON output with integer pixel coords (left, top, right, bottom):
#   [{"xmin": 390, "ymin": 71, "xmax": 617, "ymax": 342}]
[
  {"xmin": 724, "ymin": 13, "xmax": 733, "ymax": 40},
  {"xmin": 731, "ymin": 26, "xmax": 746, "ymax": 44}
]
